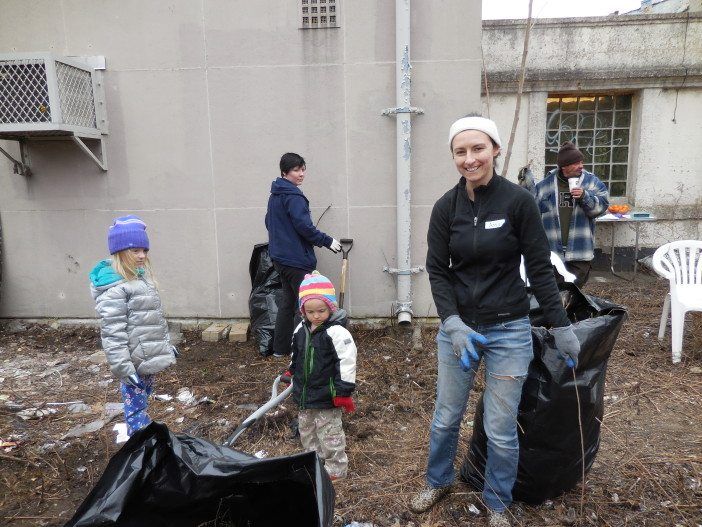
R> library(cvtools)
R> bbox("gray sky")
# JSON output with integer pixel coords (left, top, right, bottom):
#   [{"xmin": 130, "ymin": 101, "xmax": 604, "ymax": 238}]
[{"xmin": 482, "ymin": 0, "xmax": 643, "ymax": 19}]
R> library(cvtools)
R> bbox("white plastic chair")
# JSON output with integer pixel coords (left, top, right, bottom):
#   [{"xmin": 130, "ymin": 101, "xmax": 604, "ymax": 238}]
[
  {"xmin": 652, "ymin": 240, "xmax": 702, "ymax": 363},
  {"xmin": 519, "ymin": 252, "xmax": 577, "ymax": 286}
]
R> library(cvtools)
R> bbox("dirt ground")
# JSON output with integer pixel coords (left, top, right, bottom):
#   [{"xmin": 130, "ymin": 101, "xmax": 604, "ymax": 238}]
[{"xmin": 0, "ymin": 275, "xmax": 701, "ymax": 527}]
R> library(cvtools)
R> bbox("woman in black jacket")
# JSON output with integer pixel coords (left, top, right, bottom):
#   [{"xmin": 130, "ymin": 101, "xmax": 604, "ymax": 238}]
[{"xmin": 410, "ymin": 116, "xmax": 580, "ymax": 527}]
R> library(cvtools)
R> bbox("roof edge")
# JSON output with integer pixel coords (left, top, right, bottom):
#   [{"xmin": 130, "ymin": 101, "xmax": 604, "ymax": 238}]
[{"xmin": 483, "ymin": 11, "xmax": 700, "ymax": 29}]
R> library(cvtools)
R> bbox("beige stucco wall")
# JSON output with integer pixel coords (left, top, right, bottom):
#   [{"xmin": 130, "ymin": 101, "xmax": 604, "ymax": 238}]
[
  {"xmin": 484, "ymin": 14, "xmax": 700, "ymax": 75},
  {"xmin": 481, "ymin": 13, "xmax": 702, "ymax": 251},
  {"xmin": 0, "ymin": 0, "xmax": 482, "ymax": 319}
]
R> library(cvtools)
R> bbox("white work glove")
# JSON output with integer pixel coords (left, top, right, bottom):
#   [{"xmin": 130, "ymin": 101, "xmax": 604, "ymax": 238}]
[
  {"xmin": 552, "ymin": 325, "xmax": 580, "ymax": 369},
  {"xmin": 443, "ymin": 315, "xmax": 488, "ymax": 372},
  {"xmin": 328, "ymin": 238, "xmax": 342, "ymax": 253}
]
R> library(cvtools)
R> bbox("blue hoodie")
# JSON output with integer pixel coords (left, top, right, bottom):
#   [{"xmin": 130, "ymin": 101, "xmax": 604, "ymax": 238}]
[{"xmin": 265, "ymin": 177, "xmax": 332, "ymax": 270}]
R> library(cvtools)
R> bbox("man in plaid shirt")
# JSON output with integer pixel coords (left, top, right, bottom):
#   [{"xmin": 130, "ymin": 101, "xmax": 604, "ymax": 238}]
[{"xmin": 534, "ymin": 142, "xmax": 609, "ymax": 287}]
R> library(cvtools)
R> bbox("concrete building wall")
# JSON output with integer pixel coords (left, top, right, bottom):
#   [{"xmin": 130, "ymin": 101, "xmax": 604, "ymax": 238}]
[
  {"xmin": 481, "ymin": 13, "xmax": 702, "ymax": 252},
  {"xmin": 0, "ymin": 0, "xmax": 482, "ymax": 319}
]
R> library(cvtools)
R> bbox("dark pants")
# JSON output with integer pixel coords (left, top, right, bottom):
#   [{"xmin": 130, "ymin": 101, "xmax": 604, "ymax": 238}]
[
  {"xmin": 554, "ymin": 260, "xmax": 592, "ymax": 288},
  {"xmin": 272, "ymin": 262, "xmax": 309, "ymax": 356}
]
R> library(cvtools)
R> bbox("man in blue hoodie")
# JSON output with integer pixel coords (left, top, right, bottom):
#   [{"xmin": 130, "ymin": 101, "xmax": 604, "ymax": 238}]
[{"xmin": 265, "ymin": 152, "xmax": 341, "ymax": 357}]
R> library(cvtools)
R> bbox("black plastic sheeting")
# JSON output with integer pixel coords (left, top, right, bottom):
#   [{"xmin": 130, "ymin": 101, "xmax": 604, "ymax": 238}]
[
  {"xmin": 248, "ymin": 243, "xmax": 283, "ymax": 357},
  {"xmin": 64, "ymin": 422, "xmax": 335, "ymax": 527},
  {"xmin": 461, "ymin": 284, "xmax": 627, "ymax": 504}
]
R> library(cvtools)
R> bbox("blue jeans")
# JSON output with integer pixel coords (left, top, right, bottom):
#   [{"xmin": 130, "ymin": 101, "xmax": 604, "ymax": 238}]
[
  {"xmin": 426, "ymin": 316, "xmax": 533, "ymax": 512},
  {"xmin": 120, "ymin": 375, "xmax": 154, "ymax": 436}
]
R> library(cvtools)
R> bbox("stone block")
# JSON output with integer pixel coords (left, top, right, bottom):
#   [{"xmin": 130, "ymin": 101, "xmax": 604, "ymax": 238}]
[
  {"xmin": 201, "ymin": 323, "xmax": 230, "ymax": 342},
  {"xmin": 228, "ymin": 322, "xmax": 250, "ymax": 342}
]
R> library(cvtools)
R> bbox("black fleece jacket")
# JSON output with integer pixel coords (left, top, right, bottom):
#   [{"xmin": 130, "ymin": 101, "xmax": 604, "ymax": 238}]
[{"xmin": 426, "ymin": 174, "xmax": 570, "ymax": 328}]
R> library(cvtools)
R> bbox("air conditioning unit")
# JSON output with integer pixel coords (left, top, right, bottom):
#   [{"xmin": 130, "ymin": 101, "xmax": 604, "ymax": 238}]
[{"xmin": 0, "ymin": 53, "xmax": 108, "ymax": 175}]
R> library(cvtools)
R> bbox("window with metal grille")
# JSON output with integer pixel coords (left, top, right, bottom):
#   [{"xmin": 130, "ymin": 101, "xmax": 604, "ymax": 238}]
[
  {"xmin": 300, "ymin": 0, "xmax": 339, "ymax": 28},
  {"xmin": 545, "ymin": 94, "xmax": 632, "ymax": 197}
]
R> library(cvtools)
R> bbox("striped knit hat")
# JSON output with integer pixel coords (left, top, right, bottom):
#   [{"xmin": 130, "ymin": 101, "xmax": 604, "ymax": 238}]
[
  {"xmin": 298, "ymin": 271, "xmax": 338, "ymax": 314},
  {"xmin": 108, "ymin": 215, "xmax": 149, "ymax": 255}
]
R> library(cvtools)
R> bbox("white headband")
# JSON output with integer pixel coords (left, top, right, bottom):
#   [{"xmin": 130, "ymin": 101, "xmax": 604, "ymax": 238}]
[{"xmin": 448, "ymin": 116, "xmax": 502, "ymax": 150}]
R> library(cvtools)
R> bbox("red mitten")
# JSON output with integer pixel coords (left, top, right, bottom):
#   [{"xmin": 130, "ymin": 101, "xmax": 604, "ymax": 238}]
[
  {"xmin": 280, "ymin": 370, "xmax": 292, "ymax": 384},
  {"xmin": 333, "ymin": 396, "xmax": 356, "ymax": 413}
]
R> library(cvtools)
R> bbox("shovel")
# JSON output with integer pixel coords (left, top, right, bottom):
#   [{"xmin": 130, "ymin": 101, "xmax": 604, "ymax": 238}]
[
  {"xmin": 338, "ymin": 239, "xmax": 354, "ymax": 309},
  {"xmin": 223, "ymin": 374, "xmax": 292, "ymax": 447}
]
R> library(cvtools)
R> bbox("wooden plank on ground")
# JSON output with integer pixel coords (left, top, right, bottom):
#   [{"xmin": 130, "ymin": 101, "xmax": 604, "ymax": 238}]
[
  {"xmin": 201, "ymin": 323, "xmax": 230, "ymax": 342},
  {"xmin": 228, "ymin": 322, "xmax": 250, "ymax": 343}
]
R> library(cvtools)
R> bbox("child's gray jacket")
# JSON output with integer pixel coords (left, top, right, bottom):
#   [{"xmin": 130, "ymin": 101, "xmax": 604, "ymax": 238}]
[{"xmin": 90, "ymin": 259, "xmax": 176, "ymax": 380}]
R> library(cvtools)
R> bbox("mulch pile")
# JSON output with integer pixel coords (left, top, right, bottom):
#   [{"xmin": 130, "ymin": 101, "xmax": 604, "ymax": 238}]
[{"xmin": 0, "ymin": 277, "xmax": 700, "ymax": 526}]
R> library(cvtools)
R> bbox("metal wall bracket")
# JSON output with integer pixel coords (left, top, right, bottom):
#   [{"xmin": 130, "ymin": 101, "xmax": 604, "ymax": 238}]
[
  {"xmin": 383, "ymin": 265, "xmax": 425, "ymax": 275},
  {"xmin": 393, "ymin": 301, "xmax": 414, "ymax": 316},
  {"xmin": 1, "ymin": 135, "xmax": 108, "ymax": 174},
  {"xmin": 381, "ymin": 106, "xmax": 425, "ymax": 116},
  {"xmin": 71, "ymin": 136, "xmax": 108, "ymax": 171},
  {"xmin": 0, "ymin": 140, "xmax": 31, "ymax": 176}
]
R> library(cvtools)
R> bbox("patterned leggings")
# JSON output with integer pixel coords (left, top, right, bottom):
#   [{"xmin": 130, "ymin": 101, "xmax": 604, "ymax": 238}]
[{"xmin": 120, "ymin": 375, "xmax": 154, "ymax": 436}]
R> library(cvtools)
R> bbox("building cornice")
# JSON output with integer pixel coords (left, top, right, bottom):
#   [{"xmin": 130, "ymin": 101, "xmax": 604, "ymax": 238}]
[
  {"xmin": 484, "ymin": 66, "xmax": 702, "ymax": 93},
  {"xmin": 482, "ymin": 12, "xmax": 701, "ymax": 30}
]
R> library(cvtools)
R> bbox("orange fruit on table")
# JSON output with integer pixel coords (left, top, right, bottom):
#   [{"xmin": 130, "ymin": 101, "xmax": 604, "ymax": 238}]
[{"xmin": 608, "ymin": 204, "xmax": 631, "ymax": 214}]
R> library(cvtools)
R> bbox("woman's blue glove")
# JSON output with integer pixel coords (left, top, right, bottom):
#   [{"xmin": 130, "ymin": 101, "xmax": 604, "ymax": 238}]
[
  {"xmin": 552, "ymin": 325, "xmax": 580, "ymax": 368},
  {"xmin": 443, "ymin": 315, "xmax": 488, "ymax": 372}
]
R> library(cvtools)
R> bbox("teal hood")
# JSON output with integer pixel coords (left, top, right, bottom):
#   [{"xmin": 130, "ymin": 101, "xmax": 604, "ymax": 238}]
[{"xmin": 89, "ymin": 259, "xmax": 125, "ymax": 289}]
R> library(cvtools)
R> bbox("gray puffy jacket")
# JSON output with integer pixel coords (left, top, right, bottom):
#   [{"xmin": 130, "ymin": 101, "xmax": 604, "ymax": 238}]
[{"xmin": 89, "ymin": 259, "xmax": 176, "ymax": 380}]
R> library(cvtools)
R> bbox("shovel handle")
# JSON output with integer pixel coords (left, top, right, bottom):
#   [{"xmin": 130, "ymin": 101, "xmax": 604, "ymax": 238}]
[
  {"xmin": 340, "ymin": 238, "xmax": 354, "ymax": 259},
  {"xmin": 339, "ymin": 259, "xmax": 348, "ymax": 309}
]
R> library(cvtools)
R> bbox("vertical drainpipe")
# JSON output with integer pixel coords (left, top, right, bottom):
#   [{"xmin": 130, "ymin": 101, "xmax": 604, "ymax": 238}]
[{"xmin": 383, "ymin": 0, "xmax": 424, "ymax": 325}]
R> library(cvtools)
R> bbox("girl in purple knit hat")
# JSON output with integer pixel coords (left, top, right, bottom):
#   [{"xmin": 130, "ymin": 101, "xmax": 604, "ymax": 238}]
[{"xmin": 89, "ymin": 215, "xmax": 177, "ymax": 437}]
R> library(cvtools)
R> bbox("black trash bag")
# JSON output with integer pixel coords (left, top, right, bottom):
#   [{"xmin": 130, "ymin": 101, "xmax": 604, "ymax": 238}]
[
  {"xmin": 248, "ymin": 243, "xmax": 283, "ymax": 357},
  {"xmin": 65, "ymin": 422, "xmax": 335, "ymax": 527},
  {"xmin": 460, "ymin": 284, "xmax": 627, "ymax": 504}
]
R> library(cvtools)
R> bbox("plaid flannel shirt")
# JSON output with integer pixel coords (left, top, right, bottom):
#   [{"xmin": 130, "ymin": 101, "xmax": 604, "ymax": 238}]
[{"xmin": 534, "ymin": 168, "xmax": 610, "ymax": 262}]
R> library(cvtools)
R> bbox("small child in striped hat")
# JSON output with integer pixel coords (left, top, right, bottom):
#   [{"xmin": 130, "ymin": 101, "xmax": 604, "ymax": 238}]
[{"xmin": 281, "ymin": 270, "xmax": 357, "ymax": 480}]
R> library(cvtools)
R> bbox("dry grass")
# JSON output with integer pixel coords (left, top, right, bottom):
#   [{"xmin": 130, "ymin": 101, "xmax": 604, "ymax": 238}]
[{"xmin": 0, "ymin": 275, "xmax": 700, "ymax": 526}]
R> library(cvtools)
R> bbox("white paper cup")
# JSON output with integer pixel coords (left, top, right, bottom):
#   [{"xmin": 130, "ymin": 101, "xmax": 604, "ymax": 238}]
[{"xmin": 568, "ymin": 178, "xmax": 579, "ymax": 191}]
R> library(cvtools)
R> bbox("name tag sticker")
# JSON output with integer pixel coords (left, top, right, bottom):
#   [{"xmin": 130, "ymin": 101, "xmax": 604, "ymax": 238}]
[{"xmin": 485, "ymin": 219, "xmax": 505, "ymax": 229}]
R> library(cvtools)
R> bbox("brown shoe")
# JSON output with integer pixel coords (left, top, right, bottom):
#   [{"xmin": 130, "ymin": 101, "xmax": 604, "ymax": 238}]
[{"xmin": 409, "ymin": 485, "xmax": 451, "ymax": 513}]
